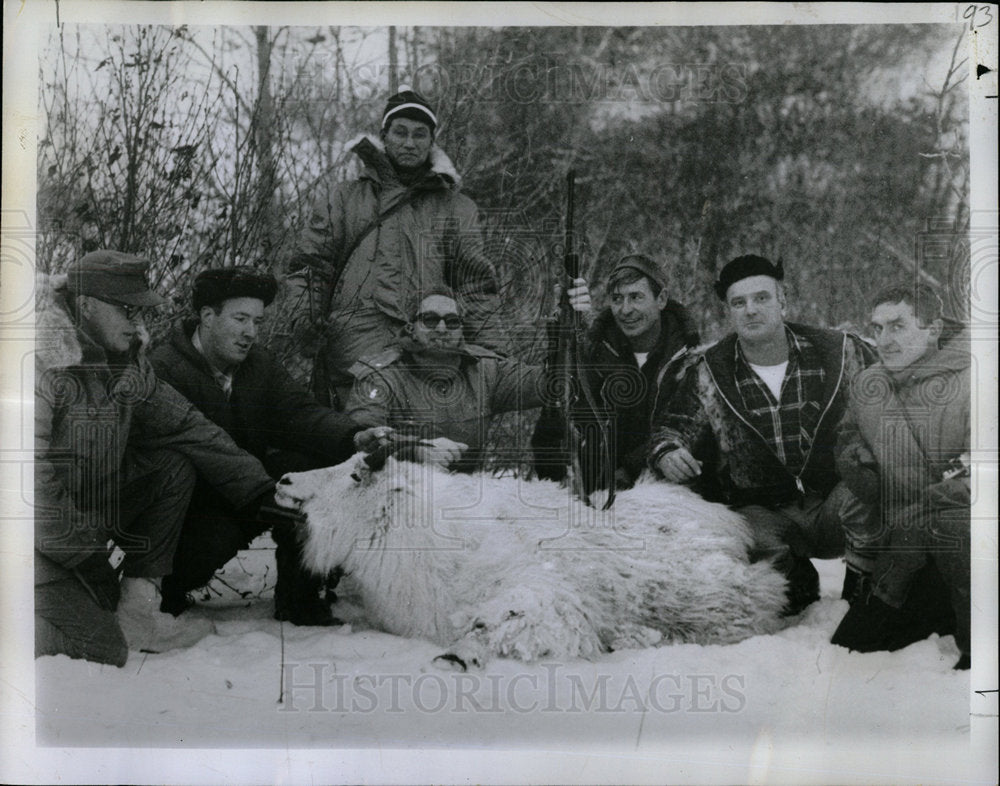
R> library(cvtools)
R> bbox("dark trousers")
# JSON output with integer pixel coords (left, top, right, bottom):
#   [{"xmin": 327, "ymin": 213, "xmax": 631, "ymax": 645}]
[
  {"xmin": 852, "ymin": 500, "xmax": 971, "ymax": 654},
  {"xmin": 35, "ymin": 448, "xmax": 196, "ymax": 666},
  {"xmin": 737, "ymin": 481, "xmax": 862, "ymax": 561},
  {"xmin": 164, "ymin": 449, "xmax": 326, "ymax": 603}
]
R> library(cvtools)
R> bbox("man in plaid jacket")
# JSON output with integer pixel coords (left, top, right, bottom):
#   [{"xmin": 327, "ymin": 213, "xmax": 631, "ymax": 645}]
[{"xmin": 648, "ymin": 256, "xmax": 875, "ymax": 614}]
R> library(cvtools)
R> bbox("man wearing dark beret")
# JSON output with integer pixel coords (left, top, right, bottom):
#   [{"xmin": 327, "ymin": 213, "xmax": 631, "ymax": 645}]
[
  {"xmin": 283, "ymin": 86, "xmax": 508, "ymax": 410},
  {"xmin": 648, "ymin": 255, "xmax": 876, "ymax": 614},
  {"xmin": 150, "ymin": 267, "xmax": 391, "ymax": 625},
  {"xmin": 35, "ymin": 251, "xmax": 279, "ymax": 666}
]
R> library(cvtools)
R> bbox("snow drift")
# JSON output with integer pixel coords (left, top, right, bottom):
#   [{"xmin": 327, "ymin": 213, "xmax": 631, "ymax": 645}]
[{"xmin": 274, "ymin": 448, "xmax": 789, "ymax": 669}]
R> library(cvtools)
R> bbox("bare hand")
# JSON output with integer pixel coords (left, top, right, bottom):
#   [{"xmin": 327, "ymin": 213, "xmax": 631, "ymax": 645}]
[
  {"xmin": 566, "ymin": 277, "xmax": 591, "ymax": 314},
  {"xmin": 354, "ymin": 426, "xmax": 395, "ymax": 453},
  {"xmin": 416, "ymin": 437, "xmax": 468, "ymax": 467},
  {"xmin": 656, "ymin": 448, "xmax": 702, "ymax": 483}
]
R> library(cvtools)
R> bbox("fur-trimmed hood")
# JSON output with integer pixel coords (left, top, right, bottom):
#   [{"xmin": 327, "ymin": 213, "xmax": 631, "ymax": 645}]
[
  {"xmin": 35, "ymin": 271, "xmax": 150, "ymax": 373},
  {"xmin": 347, "ymin": 133, "xmax": 462, "ymax": 188}
]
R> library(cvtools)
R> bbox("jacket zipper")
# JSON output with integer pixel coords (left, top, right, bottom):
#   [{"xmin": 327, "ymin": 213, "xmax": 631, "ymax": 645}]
[{"xmin": 704, "ymin": 333, "xmax": 847, "ymax": 496}]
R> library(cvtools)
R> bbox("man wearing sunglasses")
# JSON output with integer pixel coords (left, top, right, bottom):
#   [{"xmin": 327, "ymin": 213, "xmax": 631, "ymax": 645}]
[
  {"xmin": 346, "ymin": 284, "xmax": 590, "ymax": 470},
  {"xmin": 35, "ymin": 250, "xmax": 278, "ymax": 666}
]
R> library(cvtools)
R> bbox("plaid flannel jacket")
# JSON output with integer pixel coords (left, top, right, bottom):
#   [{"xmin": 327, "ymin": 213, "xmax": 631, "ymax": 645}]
[{"xmin": 733, "ymin": 327, "xmax": 825, "ymax": 477}]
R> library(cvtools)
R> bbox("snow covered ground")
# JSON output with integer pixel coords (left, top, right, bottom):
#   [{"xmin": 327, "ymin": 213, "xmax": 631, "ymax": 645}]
[{"xmin": 18, "ymin": 550, "xmax": 995, "ymax": 784}]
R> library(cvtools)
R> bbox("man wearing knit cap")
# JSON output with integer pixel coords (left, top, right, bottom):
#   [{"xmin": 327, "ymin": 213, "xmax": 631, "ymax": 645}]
[
  {"xmin": 35, "ymin": 251, "xmax": 279, "ymax": 666},
  {"xmin": 532, "ymin": 254, "xmax": 700, "ymax": 491},
  {"xmin": 648, "ymin": 255, "xmax": 876, "ymax": 614},
  {"xmin": 284, "ymin": 86, "xmax": 507, "ymax": 409},
  {"xmin": 150, "ymin": 267, "xmax": 392, "ymax": 625}
]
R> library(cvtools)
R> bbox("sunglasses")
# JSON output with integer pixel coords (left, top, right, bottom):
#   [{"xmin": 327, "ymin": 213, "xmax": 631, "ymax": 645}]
[{"xmin": 416, "ymin": 311, "xmax": 462, "ymax": 330}]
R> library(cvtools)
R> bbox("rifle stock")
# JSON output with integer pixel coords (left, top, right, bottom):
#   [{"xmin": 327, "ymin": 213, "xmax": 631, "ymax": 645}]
[{"xmin": 553, "ymin": 170, "xmax": 615, "ymax": 509}]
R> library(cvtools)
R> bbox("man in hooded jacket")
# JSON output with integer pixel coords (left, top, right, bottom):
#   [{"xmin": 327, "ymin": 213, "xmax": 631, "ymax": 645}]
[
  {"xmin": 34, "ymin": 251, "xmax": 276, "ymax": 667},
  {"xmin": 284, "ymin": 88, "xmax": 506, "ymax": 409},
  {"xmin": 830, "ymin": 283, "xmax": 971, "ymax": 667}
]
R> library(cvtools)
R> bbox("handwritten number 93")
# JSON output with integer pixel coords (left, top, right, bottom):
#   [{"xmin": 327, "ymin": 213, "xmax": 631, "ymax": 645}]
[{"xmin": 964, "ymin": 4, "xmax": 994, "ymax": 30}]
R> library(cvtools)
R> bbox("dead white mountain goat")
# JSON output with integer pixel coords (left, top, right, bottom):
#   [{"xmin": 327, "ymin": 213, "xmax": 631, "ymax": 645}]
[{"xmin": 275, "ymin": 447, "xmax": 789, "ymax": 669}]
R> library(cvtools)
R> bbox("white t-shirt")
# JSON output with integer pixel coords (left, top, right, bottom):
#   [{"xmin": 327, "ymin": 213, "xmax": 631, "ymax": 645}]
[
  {"xmin": 634, "ymin": 352, "xmax": 649, "ymax": 368},
  {"xmin": 748, "ymin": 360, "xmax": 788, "ymax": 402}
]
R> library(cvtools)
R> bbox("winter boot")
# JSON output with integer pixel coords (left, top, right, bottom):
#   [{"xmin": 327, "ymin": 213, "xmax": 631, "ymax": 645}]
[
  {"xmin": 272, "ymin": 525, "xmax": 342, "ymax": 627},
  {"xmin": 159, "ymin": 573, "xmax": 194, "ymax": 617},
  {"xmin": 840, "ymin": 565, "xmax": 872, "ymax": 604},
  {"xmin": 782, "ymin": 555, "xmax": 821, "ymax": 616},
  {"xmin": 830, "ymin": 593, "xmax": 915, "ymax": 652},
  {"xmin": 117, "ymin": 577, "xmax": 215, "ymax": 653}
]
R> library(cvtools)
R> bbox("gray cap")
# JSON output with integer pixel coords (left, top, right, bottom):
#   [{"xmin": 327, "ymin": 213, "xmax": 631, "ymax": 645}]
[
  {"xmin": 608, "ymin": 254, "xmax": 668, "ymax": 291},
  {"xmin": 66, "ymin": 250, "xmax": 167, "ymax": 307}
]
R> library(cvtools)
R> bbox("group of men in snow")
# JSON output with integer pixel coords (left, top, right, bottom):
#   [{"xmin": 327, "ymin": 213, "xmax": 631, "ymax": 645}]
[{"xmin": 35, "ymin": 88, "xmax": 972, "ymax": 670}]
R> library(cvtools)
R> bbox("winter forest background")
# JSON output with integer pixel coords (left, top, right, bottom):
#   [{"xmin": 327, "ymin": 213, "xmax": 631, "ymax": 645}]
[{"xmin": 37, "ymin": 22, "xmax": 971, "ymax": 464}]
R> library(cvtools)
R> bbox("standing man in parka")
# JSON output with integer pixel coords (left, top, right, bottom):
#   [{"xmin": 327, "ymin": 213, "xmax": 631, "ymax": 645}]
[
  {"xmin": 285, "ymin": 87, "xmax": 507, "ymax": 409},
  {"xmin": 35, "ymin": 252, "xmax": 277, "ymax": 667},
  {"xmin": 149, "ymin": 268, "xmax": 392, "ymax": 625},
  {"xmin": 830, "ymin": 283, "xmax": 971, "ymax": 667},
  {"xmin": 532, "ymin": 254, "xmax": 700, "ymax": 490},
  {"xmin": 649, "ymin": 255, "xmax": 876, "ymax": 614}
]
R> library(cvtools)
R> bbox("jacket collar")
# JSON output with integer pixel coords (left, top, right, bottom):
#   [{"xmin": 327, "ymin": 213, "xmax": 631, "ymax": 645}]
[
  {"xmin": 704, "ymin": 322, "xmax": 849, "ymax": 414},
  {"xmin": 877, "ymin": 319, "xmax": 971, "ymax": 389},
  {"xmin": 591, "ymin": 300, "xmax": 698, "ymax": 362},
  {"xmin": 348, "ymin": 134, "xmax": 461, "ymax": 190},
  {"xmin": 35, "ymin": 272, "xmax": 148, "ymax": 373}
]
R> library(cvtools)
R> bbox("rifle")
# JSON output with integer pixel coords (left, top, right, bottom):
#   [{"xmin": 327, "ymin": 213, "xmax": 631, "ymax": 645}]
[{"xmin": 552, "ymin": 171, "xmax": 616, "ymax": 509}]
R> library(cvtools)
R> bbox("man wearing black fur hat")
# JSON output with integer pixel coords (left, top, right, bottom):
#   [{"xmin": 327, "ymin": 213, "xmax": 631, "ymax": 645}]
[
  {"xmin": 284, "ymin": 87, "xmax": 507, "ymax": 409},
  {"xmin": 648, "ymin": 255, "xmax": 876, "ymax": 614},
  {"xmin": 150, "ymin": 268, "xmax": 391, "ymax": 625}
]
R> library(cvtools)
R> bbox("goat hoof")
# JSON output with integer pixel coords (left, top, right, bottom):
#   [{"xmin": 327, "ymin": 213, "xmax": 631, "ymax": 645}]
[{"xmin": 433, "ymin": 653, "xmax": 468, "ymax": 672}]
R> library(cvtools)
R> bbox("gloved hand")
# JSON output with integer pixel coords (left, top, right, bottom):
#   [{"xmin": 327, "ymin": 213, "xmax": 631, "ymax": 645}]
[
  {"xmin": 253, "ymin": 490, "xmax": 308, "ymax": 531},
  {"xmin": 414, "ymin": 437, "xmax": 468, "ymax": 468},
  {"xmin": 840, "ymin": 442, "xmax": 880, "ymax": 504},
  {"xmin": 353, "ymin": 426, "xmax": 396, "ymax": 453},
  {"xmin": 926, "ymin": 476, "xmax": 971, "ymax": 510},
  {"xmin": 73, "ymin": 539, "xmax": 126, "ymax": 611}
]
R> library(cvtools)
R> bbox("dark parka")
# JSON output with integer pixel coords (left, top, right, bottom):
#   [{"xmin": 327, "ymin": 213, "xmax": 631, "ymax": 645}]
[
  {"xmin": 149, "ymin": 320, "xmax": 361, "ymax": 465},
  {"xmin": 649, "ymin": 323, "xmax": 876, "ymax": 507},
  {"xmin": 285, "ymin": 135, "xmax": 506, "ymax": 402},
  {"xmin": 34, "ymin": 276, "xmax": 274, "ymax": 587},
  {"xmin": 584, "ymin": 301, "xmax": 700, "ymax": 483}
]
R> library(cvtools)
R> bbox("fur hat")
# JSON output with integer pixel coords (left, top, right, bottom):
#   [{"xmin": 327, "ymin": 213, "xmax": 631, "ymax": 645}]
[
  {"xmin": 714, "ymin": 255, "xmax": 784, "ymax": 301},
  {"xmin": 381, "ymin": 87, "xmax": 437, "ymax": 133},
  {"xmin": 192, "ymin": 267, "xmax": 278, "ymax": 312}
]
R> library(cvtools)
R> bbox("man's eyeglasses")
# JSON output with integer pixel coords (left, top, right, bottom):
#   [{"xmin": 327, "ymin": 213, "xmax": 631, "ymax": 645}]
[
  {"xmin": 416, "ymin": 312, "xmax": 462, "ymax": 330},
  {"xmin": 96, "ymin": 298, "xmax": 141, "ymax": 320}
]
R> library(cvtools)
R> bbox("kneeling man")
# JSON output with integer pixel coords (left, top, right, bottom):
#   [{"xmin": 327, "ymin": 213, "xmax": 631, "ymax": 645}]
[
  {"xmin": 649, "ymin": 255, "xmax": 876, "ymax": 614},
  {"xmin": 150, "ymin": 268, "xmax": 389, "ymax": 625},
  {"xmin": 831, "ymin": 283, "xmax": 970, "ymax": 668}
]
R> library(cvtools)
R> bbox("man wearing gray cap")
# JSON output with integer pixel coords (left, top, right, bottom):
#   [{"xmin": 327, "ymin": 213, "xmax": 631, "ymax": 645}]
[
  {"xmin": 648, "ymin": 255, "xmax": 875, "ymax": 614},
  {"xmin": 532, "ymin": 254, "xmax": 700, "ymax": 490},
  {"xmin": 284, "ymin": 87, "xmax": 507, "ymax": 410},
  {"xmin": 35, "ymin": 250, "xmax": 276, "ymax": 666}
]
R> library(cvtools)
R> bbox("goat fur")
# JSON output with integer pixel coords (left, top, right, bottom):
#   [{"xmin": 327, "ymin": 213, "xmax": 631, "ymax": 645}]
[{"xmin": 276, "ymin": 453, "xmax": 789, "ymax": 668}]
